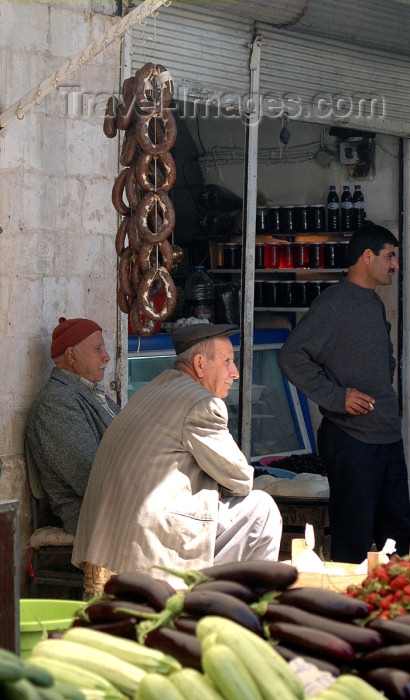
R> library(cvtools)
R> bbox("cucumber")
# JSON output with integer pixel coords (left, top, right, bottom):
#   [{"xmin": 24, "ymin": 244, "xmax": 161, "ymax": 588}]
[
  {"xmin": 1, "ymin": 677, "xmax": 42, "ymax": 700},
  {"xmin": 0, "ymin": 648, "xmax": 24, "ymax": 682},
  {"xmin": 20, "ymin": 661, "xmax": 54, "ymax": 688}
]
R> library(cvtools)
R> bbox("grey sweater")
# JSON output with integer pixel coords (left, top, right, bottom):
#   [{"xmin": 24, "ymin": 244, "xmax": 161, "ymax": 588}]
[
  {"xmin": 26, "ymin": 367, "xmax": 120, "ymax": 534},
  {"xmin": 277, "ymin": 277, "xmax": 401, "ymax": 444}
]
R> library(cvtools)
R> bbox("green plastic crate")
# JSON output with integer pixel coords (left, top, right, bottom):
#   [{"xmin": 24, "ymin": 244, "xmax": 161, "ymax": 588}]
[{"xmin": 20, "ymin": 598, "xmax": 85, "ymax": 658}]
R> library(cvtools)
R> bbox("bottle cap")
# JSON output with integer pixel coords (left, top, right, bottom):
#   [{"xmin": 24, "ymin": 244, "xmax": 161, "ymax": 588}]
[{"xmin": 343, "ymin": 185, "xmax": 350, "ymax": 190}]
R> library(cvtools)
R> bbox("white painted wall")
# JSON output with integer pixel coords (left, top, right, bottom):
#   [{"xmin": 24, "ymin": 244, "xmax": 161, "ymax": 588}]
[{"xmin": 0, "ymin": 0, "xmax": 121, "ymax": 593}]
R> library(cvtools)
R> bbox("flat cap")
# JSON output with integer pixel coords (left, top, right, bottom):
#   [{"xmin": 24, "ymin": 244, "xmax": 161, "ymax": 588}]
[{"xmin": 171, "ymin": 323, "xmax": 239, "ymax": 355}]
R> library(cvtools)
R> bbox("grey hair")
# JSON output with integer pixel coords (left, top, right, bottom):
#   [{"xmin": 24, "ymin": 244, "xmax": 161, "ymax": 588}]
[{"xmin": 174, "ymin": 337, "xmax": 216, "ymax": 368}]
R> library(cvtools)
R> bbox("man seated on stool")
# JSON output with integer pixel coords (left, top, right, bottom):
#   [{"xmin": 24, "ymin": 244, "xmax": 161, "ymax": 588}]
[
  {"xmin": 26, "ymin": 316, "xmax": 120, "ymax": 537},
  {"xmin": 72, "ymin": 323, "xmax": 283, "ymax": 591}
]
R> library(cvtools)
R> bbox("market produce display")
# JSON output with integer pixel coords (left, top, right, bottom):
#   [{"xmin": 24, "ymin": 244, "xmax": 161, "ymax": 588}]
[
  {"xmin": 103, "ymin": 62, "xmax": 177, "ymax": 337},
  {"xmin": 3, "ymin": 558, "xmax": 410, "ymax": 699}
]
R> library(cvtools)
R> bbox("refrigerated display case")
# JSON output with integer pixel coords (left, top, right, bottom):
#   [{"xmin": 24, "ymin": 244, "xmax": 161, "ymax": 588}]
[{"xmin": 128, "ymin": 328, "xmax": 316, "ymax": 461}]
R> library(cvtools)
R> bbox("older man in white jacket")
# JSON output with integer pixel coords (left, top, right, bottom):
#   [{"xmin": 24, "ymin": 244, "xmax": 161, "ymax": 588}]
[{"xmin": 72, "ymin": 323, "xmax": 282, "ymax": 589}]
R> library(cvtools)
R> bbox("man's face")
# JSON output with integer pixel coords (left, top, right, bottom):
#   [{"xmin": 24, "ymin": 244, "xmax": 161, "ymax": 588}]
[
  {"xmin": 71, "ymin": 330, "xmax": 111, "ymax": 383},
  {"xmin": 199, "ymin": 336, "xmax": 240, "ymax": 399},
  {"xmin": 368, "ymin": 243, "xmax": 399, "ymax": 287}
]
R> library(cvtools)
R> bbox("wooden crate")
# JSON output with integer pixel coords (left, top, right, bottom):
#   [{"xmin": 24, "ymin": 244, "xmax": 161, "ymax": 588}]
[
  {"xmin": 292, "ymin": 563, "xmax": 367, "ymax": 593},
  {"xmin": 275, "ymin": 496, "xmax": 330, "ymax": 561}
]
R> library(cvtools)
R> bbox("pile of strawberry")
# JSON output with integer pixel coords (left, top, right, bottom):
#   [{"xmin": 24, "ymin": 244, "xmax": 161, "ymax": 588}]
[{"xmin": 346, "ymin": 555, "xmax": 410, "ymax": 620}]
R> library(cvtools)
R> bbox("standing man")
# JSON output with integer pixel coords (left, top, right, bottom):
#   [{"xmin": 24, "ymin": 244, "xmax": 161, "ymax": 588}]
[
  {"xmin": 278, "ymin": 223, "xmax": 410, "ymax": 563},
  {"xmin": 26, "ymin": 317, "xmax": 120, "ymax": 536},
  {"xmin": 73, "ymin": 323, "xmax": 283, "ymax": 589}
]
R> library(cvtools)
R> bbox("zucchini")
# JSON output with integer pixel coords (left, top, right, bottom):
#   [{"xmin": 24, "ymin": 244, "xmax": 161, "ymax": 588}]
[
  {"xmin": 201, "ymin": 644, "xmax": 263, "ymax": 700},
  {"xmin": 30, "ymin": 639, "xmax": 145, "ymax": 697},
  {"xmin": 63, "ymin": 627, "xmax": 181, "ymax": 674},
  {"xmin": 137, "ymin": 672, "xmax": 185, "ymax": 700}
]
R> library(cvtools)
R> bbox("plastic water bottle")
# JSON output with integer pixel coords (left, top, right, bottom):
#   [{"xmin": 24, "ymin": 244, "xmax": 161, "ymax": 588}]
[
  {"xmin": 341, "ymin": 185, "xmax": 353, "ymax": 232},
  {"xmin": 352, "ymin": 184, "xmax": 365, "ymax": 230},
  {"xmin": 184, "ymin": 266, "xmax": 215, "ymax": 322},
  {"xmin": 327, "ymin": 185, "xmax": 340, "ymax": 233}
]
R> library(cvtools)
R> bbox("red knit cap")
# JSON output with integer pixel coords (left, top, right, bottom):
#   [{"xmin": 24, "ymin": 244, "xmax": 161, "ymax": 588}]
[{"xmin": 50, "ymin": 317, "xmax": 102, "ymax": 358}]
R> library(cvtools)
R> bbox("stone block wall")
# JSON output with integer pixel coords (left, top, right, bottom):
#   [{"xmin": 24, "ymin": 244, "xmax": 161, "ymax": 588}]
[{"xmin": 0, "ymin": 0, "xmax": 122, "ymax": 594}]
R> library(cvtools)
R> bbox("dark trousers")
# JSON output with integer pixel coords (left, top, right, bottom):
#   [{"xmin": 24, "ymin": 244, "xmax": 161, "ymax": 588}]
[{"xmin": 317, "ymin": 418, "xmax": 410, "ymax": 563}]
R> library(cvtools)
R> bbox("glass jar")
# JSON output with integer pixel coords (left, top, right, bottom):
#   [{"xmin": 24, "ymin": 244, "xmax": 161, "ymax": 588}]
[
  {"xmin": 309, "ymin": 242, "xmax": 324, "ymax": 269},
  {"xmin": 307, "ymin": 281, "xmax": 323, "ymax": 305},
  {"xmin": 337, "ymin": 240, "xmax": 349, "ymax": 268},
  {"xmin": 268, "ymin": 206, "xmax": 280, "ymax": 234},
  {"xmin": 295, "ymin": 205, "xmax": 309, "ymax": 233},
  {"xmin": 262, "ymin": 280, "xmax": 277, "ymax": 307},
  {"xmin": 279, "ymin": 242, "xmax": 294, "ymax": 269},
  {"xmin": 263, "ymin": 241, "xmax": 280, "ymax": 269},
  {"xmin": 255, "ymin": 243, "xmax": 265, "ymax": 269},
  {"xmin": 308, "ymin": 204, "xmax": 326, "ymax": 232},
  {"xmin": 323, "ymin": 241, "xmax": 338, "ymax": 269},
  {"xmin": 292, "ymin": 241, "xmax": 309, "ymax": 269},
  {"xmin": 256, "ymin": 206, "xmax": 269, "ymax": 234},
  {"xmin": 276, "ymin": 280, "xmax": 293, "ymax": 307},
  {"xmin": 292, "ymin": 280, "xmax": 308, "ymax": 307},
  {"xmin": 279, "ymin": 205, "xmax": 296, "ymax": 234},
  {"xmin": 254, "ymin": 280, "xmax": 264, "ymax": 306},
  {"xmin": 223, "ymin": 243, "xmax": 241, "ymax": 269}
]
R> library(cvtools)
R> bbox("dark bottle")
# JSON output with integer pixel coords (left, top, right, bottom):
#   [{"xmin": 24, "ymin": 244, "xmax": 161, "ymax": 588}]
[
  {"xmin": 352, "ymin": 184, "xmax": 365, "ymax": 230},
  {"xmin": 184, "ymin": 266, "xmax": 215, "ymax": 322},
  {"xmin": 341, "ymin": 185, "xmax": 353, "ymax": 232},
  {"xmin": 327, "ymin": 185, "xmax": 340, "ymax": 233},
  {"xmin": 195, "ymin": 185, "xmax": 243, "ymax": 212}
]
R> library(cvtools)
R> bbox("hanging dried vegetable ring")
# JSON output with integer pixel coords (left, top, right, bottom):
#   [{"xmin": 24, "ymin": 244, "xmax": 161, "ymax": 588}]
[
  {"xmin": 139, "ymin": 239, "xmax": 174, "ymax": 274},
  {"xmin": 129, "ymin": 297, "xmax": 157, "ymax": 337},
  {"xmin": 115, "ymin": 216, "xmax": 130, "ymax": 257},
  {"xmin": 136, "ymin": 109, "xmax": 177, "ymax": 155},
  {"xmin": 125, "ymin": 164, "xmax": 140, "ymax": 211},
  {"xmin": 103, "ymin": 96, "xmax": 119, "ymax": 138},
  {"xmin": 112, "ymin": 168, "xmax": 131, "ymax": 216},
  {"xmin": 136, "ymin": 190, "xmax": 175, "ymax": 244},
  {"xmin": 119, "ymin": 247, "xmax": 139, "ymax": 297},
  {"xmin": 136, "ymin": 152, "xmax": 176, "ymax": 193},
  {"xmin": 137, "ymin": 266, "xmax": 177, "ymax": 322},
  {"xmin": 117, "ymin": 290, "xmax": 132, "ymax": 315},
  {"xmin": 134, "ymin": 62, "xmax": 174, "ymax": 112},
  {"xmin": 120, "ymin": 125, "xmax": 139, "ymax": 166}
]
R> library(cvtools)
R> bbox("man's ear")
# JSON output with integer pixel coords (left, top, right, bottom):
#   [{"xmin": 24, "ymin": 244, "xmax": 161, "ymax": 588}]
[
  {"xmin": 192, "ymin": 353, "xmax": 204, "ymax": 378},
  {"xmin": 65, "ymin": 346, "xmax": 76, "ymax": 368}
]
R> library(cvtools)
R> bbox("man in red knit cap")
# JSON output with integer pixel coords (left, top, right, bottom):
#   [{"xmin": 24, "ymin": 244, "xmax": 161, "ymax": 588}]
[{"xmin": 26, "ymin": 317, "xmax": 120, "ymax": 535}]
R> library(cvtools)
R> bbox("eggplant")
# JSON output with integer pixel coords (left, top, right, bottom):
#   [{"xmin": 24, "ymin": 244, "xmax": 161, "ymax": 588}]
[
  {"xmin": 268, "ymin": 621, "xmax": 356, "ymax": 663},
  {"xmin": 360, "ymin": 668, "xmax": 410, "ymax": 700},
  {"xmin": 181, "ymin": 590, "xmax": 263, "ymax": 636},
  {"xmin": 356, "ymin": 643, "xmax": 410, "ymax": 670},
  {"xmin": 199, "ymin": 561, "xmax": 298, "ymax": 591},
  {"xmin": 173, "ymin": 616, "xmax": 199, "ymax": 634},
  {"xmin": 84, "ymin": 598, "xmax": 156, "ymax": 623},
  {"xmin": 193, "ymin": 579, "xmax": 257, "ymax": 603},
  {"xmin": 274, "ymin": 644, "xmax": 341, "ymax": 676},
  {"xmin": 278, "ymin": 587, "xmax": 371, "ymax": 620},
  {"xmin": 392, "ymin": 614, "xmax": 410, "ymax": 626},
  {"xmin": 264, "ymin": 602, "xmax": 383, "ymax": 650},
  {"xmin": 144, "ymin": 627, "xmax": 202, "ymax": 670},
  {"xmin": 104, "ymin": 572, "xmax": 175, "ymax": 611},
  {"xmin": 367, "ymin": 617, "xmax": 410, "ymax": 644}
]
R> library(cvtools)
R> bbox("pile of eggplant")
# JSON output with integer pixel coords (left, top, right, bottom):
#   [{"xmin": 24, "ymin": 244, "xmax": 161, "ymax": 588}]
[{"xmin": 68, "ymin": 561, "xmax": 410, "ymax": 700}]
